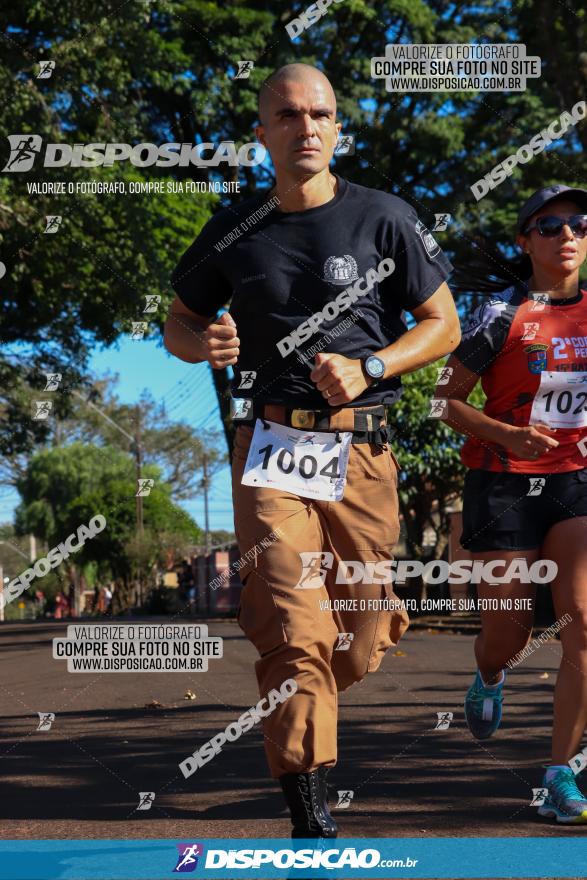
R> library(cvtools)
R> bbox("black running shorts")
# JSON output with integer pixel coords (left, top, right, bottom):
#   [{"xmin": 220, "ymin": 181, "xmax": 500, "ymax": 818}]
[{"xmin": 461, "ymin": 467, "xmax": 587, "ymax": 552}]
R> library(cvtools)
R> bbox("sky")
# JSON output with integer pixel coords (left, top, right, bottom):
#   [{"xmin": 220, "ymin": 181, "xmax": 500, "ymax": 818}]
[{"xmin": 91, "ymin": 336, "xmax": 235, "ymax": 535}]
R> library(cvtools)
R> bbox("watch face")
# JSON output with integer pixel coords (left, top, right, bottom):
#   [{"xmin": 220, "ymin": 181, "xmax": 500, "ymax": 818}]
[{"xmin": 366, "ymin": 356, "xmax": 385, "ymax": 378}]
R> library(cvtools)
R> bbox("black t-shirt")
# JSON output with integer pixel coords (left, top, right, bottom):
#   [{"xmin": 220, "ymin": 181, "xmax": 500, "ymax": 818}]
[{"xmin": 171, "ymin": 175, "xmax": 453, "ymax": 407}]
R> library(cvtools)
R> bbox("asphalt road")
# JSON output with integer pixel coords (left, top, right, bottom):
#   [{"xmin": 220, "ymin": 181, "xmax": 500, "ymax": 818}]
[{"xmin": 0, "ymin": 617, "xmax": 584, "ymax": 878}]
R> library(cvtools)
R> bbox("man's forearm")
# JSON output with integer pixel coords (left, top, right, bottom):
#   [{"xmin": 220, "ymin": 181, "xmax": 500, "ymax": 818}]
[
  {"xmin": 375, "ymin": 317, "xmax": 460, "ymax": 380},
  {"xmin": 163, "ymin": 311, "xmax": 209, "ymax": 364}
]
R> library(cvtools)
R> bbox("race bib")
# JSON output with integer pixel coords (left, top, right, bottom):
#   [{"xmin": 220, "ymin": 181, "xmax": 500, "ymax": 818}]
[
  {"xmin": 530, "ymin": 371, "xmax": 587, "ymax": 429},
  {"xmin": 241, "ymin": 419, "xmax": 352, "ymax": 501}
]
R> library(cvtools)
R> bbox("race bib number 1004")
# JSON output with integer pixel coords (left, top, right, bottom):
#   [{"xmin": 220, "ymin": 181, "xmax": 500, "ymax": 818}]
[
  {"xmin": 530, "ymin": 371, "xmax": 587, "ymax": 429},
  {"xmin": 241, "ymin": 419, "xmax": 352, "ymax": 501}
]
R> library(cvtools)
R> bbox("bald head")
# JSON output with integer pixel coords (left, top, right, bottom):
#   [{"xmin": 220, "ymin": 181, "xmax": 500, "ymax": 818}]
[
  {"xmin": 258, "ymin": 64, "xmax": 336, "ymax": 123},
  {"xmin": 255, "ymin": 63, "xmax": 341, "ymax": 181}
]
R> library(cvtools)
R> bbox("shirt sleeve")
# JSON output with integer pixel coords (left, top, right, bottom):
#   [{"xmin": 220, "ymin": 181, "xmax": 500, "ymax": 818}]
[
  {"xmin": 384, "ymin": 204, "xmax": 454, "ymax": 311},
  {"xmin": 170, "ymin": 214, "xmax": 233, "ymax": 318},
  {"xmin": 452, "ymin": 297, "xmax": 513, "ymax": 375}
]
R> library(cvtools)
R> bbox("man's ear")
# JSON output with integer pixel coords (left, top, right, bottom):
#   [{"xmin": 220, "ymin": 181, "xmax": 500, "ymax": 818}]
[{"xmin": 255, "ymin": 124, "xmax": 266, "ymax": 148}]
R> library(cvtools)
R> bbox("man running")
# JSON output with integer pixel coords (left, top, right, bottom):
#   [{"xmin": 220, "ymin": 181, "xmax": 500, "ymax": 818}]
[{"xmin": 164, "ymin": 63, "xmax": 460, "ymax": 836}]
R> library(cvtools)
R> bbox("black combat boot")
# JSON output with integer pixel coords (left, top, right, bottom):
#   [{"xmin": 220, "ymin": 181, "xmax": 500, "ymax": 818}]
[{"xmin": 279, "ymin": 765, "xmax": 338, "ymax": 838}]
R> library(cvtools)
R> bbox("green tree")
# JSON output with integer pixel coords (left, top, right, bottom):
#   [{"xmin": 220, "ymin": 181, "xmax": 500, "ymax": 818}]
[
  {"xmin": 391, "ymin": 360, "xmax": 484, "ymax": 559},
  {"xmin": 1, "ymin": 0, "xmax": 584, "ymax": 459},
  {"xmin": 14, "ymin": 442, "xmax": 200, "ymax": 611}
]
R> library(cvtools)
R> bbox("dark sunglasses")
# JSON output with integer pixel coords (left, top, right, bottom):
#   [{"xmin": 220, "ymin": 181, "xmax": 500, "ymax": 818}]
[{"xmin": 522, "ymin": 214, "xmax": 587, "ymax": 238}]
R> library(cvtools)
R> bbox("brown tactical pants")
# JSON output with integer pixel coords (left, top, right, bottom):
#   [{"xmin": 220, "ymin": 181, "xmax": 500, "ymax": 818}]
[{"xmin": 231, "ymin": 412, "xmax": 409, "ymax": 778}]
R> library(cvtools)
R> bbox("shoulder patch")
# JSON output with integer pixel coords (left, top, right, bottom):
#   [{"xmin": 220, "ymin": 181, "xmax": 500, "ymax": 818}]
[
  {"xmin": 462, "ymin": 298, "xmax": 509, "ymax": 340},
  {"xmin": 415, "ymin": 220, "xmax": 440, "ymax": 258}
]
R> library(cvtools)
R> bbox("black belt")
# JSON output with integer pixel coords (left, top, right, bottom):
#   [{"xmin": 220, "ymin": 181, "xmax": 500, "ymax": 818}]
[{"xmin": 236, "ymin": 402, "xmax": 390, "ymax": 435}]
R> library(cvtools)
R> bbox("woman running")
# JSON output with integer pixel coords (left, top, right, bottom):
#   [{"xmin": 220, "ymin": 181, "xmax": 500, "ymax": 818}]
[{"xmin": 439, "ymin": 184, "xmax": 587, "ymax": 823}]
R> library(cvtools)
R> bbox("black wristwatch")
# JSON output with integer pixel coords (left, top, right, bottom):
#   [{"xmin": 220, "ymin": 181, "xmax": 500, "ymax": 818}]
[{"xmin": 361, "ymin": 355, "xmax": 386, "ymax": 386}]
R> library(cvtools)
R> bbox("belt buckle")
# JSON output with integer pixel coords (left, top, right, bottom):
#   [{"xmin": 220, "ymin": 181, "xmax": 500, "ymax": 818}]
[{"xmin": 291, "ymin": 409, "xmax": 315, "ymax": 429}]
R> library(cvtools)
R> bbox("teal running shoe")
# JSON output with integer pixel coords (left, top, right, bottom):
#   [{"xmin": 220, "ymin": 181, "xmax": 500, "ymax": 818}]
[
  {"xmin": 464, "ymin": 669, "xmax": 505, "ymax": 739},
  {"xmin": 538, "ymin": 768, "xmax": 587, "ymax": 824}
]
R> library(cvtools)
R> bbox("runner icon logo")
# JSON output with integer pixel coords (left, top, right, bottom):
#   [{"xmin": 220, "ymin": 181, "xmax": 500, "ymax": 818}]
[
  {"xmin": 336, "ymin": 790, "xmax": 355, "ymax": 808},
  {"xmin": 237, "ymin": 371, "xmax": 256, "ymax": 390},
  {"xmin": 527, "ymin": 477, "xmax": 546, "ymax": 496},
  {"xmin": 335, "ymin": 632, "xmax": 354, "ymax": 651},
  {"xmin": 334, "ymin": 134, "xmax": 355, "ymax": 155},
  {"xmin": 143, "ymin": 294, "xmax": 162, "ymax": 313},
  {"xmin": 44, "ymin": 373, "xmax": 62, "ymax": 391},
  {"xmin": 530, "ymin": 787, "xmax": 548, "ymax": 807},
  {"xmin": 137, "ymin": 792, "xmax": 155, "ymax": 811},
  {"xmin": 234, "ymin": 61, "xmax": 254, "ymax": 79},
  {"xmin": 36, "ymin": 712, "xmax": 55, "ymax": 731},
  {"xmin": 296, "ymin": 552, "xmax": 333, "ymax": 589},
  {"xmin": 435, "ymin": 711, "xmax": 453, "ymax": 730},
  {"xmin": 37, "ymin": 61, "xmax": 55, "ymax": 79},
  {"xmin": 173, "ymin": 844, "xmax": 203, "ymax": 873},
  {"xmin": 33, "ymin": 401, "xmax": 53, "ymax": 420},
  {"xmin": 432, "ymin": 213, "xmax": 451, "ymax": 232},
  {"xmin": 2, "ymin": 134, "xmax": 42, "ymax": 171},
  {"xmin": 44, "ymin": 215, "xmax": 62, "ymax": 233}
]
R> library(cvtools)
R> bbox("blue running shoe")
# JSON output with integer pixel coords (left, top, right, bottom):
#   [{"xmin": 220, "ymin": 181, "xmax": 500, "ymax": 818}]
[
  {"xmin": 538, "ymin": 768, "xmax": 587, "ymax": 824},
  {"xmin": 464, "ymin": 669, "xmax": 505, "ymax": 739}
]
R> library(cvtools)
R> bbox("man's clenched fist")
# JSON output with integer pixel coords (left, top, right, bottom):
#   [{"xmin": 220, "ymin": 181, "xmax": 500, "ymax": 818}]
[
  {"xmin": 310, "ymin": 352, "xmax": 371, "ymax": 406},
  {"xmin": 205, "ymin": 312, "xmax": 240, "ymax": 369}
]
